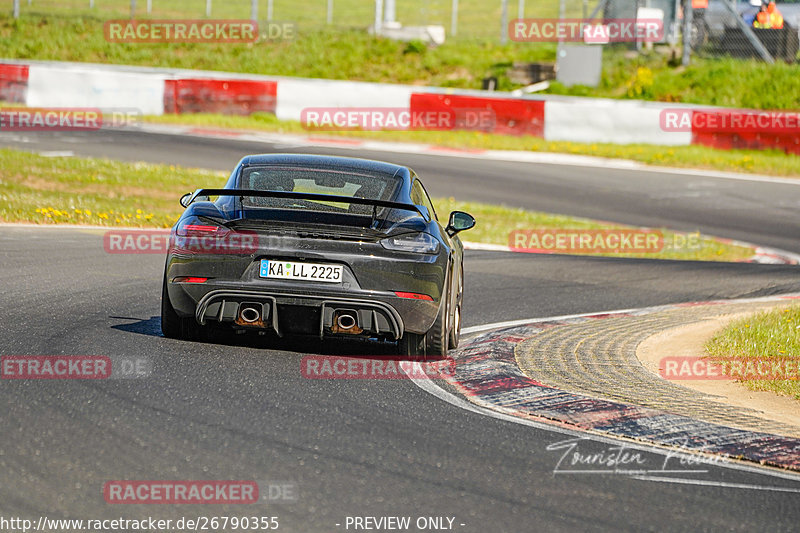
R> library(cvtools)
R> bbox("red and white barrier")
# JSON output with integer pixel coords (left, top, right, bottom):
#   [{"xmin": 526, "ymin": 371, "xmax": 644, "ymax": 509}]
[{"xmin": 0, "ymin": 60, "xmax": 796, "ymax": 155}]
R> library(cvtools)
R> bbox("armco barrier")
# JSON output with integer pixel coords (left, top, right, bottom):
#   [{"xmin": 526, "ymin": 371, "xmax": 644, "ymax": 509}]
[
  {"xmin": 274, "ymin": 78, "xmax": 414, "ymax": 121},
  {"xmin": 25, "ymin": 64, "xmax": 166, "ymax": 115},
  {"xmin": 164, "ymin": 79, "xmax": 277, "ymax": 115},
  {"xmin": 545, "ymin": 98, "xmax": 692, "ymax": 146},
  {"xmin": 410, "ymin": 92, "xmax": 544, "ymax": 136},
  {"xmin": 0, "ymin": 64, "xmax": 28, "ymax": 103},
  {"xmin": 1, "ymin": 60, "xmax": 799, "ymax": 155},
  {"xmin": 691, "ymin": 109, "xmax": 800, "ymax": 156}
]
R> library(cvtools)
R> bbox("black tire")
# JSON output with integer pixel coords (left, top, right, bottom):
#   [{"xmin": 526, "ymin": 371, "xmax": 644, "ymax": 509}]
[
  {"xmin": 397, "ymin": 332, "xmax": 425, "ymax": 357},
  {"xmin": 161, "ymin": 275, "xmax": 195, "ymax": 340},
  {"xmin": 425, "ymin": 270, "xmax": 450, "ymax": 358},
  {"xmin": 448, "ymin": 268, "xmax": 463, "ymax": 350}
]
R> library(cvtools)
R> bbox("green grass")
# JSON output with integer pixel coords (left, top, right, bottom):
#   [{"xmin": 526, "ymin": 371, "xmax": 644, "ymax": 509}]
[
  {"xmin": 147, "ymin": 112, "xmax": 800, "ymax": 177},
  {"xmin": 3, "ymin": 12, "xmax": 800, "ymax": 108},
  {"xmin": 0, "ymin": 148, "xmax": 754, "ymax": 261},
  {"xmin": 706, "ymin": 305, "xmax": 800, "ymax": 400}
]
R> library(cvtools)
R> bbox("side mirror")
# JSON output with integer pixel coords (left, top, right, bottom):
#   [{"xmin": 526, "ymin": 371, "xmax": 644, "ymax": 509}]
[
  {"xmin": 446, "ymin": 211, "xmax": 475, "ymax": 236},
  {"xmin": 179, "ymin": 193, "xmax": 192, "ymax": 208}
]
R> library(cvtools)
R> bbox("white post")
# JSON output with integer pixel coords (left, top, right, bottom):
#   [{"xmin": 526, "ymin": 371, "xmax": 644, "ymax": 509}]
[
  {"xmin": 500, "ymin": 0, "xmax": 508, "ymax": 43},
  {"xmin": 130, "ymin": 0, "xmax": 136, "ymax": 18},
  {"xmin": 518, "ymin": 0, "xmax": 524, "ymax": 19},
  {"xmin": 251, "ymin": 0, "xmax": 258, "ymax": 21},
  {"xmin": 206, "ymin": 0, "xmax": 211, "ymax": 17},
  {"xmin": 267, "ymin": 0, "xmax": 273, "ymax": 21},
  {"xmin": 374, "ymin": 0, "xmax": 383, "ymax": 33},
  {"xmin": 384, "ymin": 0, "xmax": 395, "ymax": 23},
  {"xmin": 451, "ymin": 0, "xmax": 458, "ymax": 36},
  {"xmin": 13, "ymin": 0, "xmax": 19, "ymax": 18},
  {"xmin": 327, "ymin": 0, "xmax": 333, "ymax": 24},
  {"xmin": 146, "ymin": 0, "xmax": 151, "ymax": 14}
]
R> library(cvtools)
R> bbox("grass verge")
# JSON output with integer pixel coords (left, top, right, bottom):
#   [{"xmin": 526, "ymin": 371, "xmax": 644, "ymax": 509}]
[
  {"xmin": 0, "ymin": 147, "xmax": 754, "ymax": 262},
  {"xmin": 706, "ymin": 305, "xmax": 800, "ymax": 400},
  {"xmin": 3, "ymin": 14, "xmax": 800, "ymax": 109},
  {"xmin": 147, "ymin": 113, "xmax": 800, "ymax": 177}
]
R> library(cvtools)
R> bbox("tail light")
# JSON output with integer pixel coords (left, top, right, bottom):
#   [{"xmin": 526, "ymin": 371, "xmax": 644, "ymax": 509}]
[{"xmin": 394, "ymin": 291, "xmax": 433, "ymax": 301}]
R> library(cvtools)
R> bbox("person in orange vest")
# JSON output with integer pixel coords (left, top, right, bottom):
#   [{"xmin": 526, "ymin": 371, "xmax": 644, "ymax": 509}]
[
  {"xmin": 754, "ymin": 2, "xmax": 772, "ymax": 28},
  {"xmin": 767, "ymin": 1, "xmax": 784, "ymax": 28}
]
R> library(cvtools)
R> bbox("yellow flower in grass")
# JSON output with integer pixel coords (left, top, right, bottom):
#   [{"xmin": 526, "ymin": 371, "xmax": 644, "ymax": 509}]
[
  {"xmin": 98, "ymin": 212, "xmax": 109, "ymax": 220},
  {"xmin": 84, "ymin": 209, "xmax": 92, "ymax": 216},
  {"xmin": 74, "ymin": 209, "xmax": 82, "ymax": 214}
]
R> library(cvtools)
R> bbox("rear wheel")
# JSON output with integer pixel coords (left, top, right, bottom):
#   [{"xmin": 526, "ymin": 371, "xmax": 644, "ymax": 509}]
[
  {"xmin": 425, "ymin": 270, "xmax": 451, "ymax": 359},
  {"xmin": 449, "ymin": 268, "xmax": 463, "ymax": 350},
  {"xmin": 161, "ymin": 275, "xmax": 196, "ymax": 340},
  {"xmin": 397, "ymin": 332, "xmax": 425, "ymax": 356}
]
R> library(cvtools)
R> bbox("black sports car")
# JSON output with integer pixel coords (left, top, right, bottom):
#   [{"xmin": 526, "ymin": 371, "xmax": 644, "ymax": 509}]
[{"xmin": 161, "ymin": 154, "xmax": 475, "ymax": 356}]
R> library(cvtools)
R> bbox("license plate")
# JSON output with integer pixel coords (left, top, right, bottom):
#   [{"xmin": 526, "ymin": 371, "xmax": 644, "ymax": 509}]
[{"xmin": 259, "ymin": 260, "xmax": 343, "ymax": 283}]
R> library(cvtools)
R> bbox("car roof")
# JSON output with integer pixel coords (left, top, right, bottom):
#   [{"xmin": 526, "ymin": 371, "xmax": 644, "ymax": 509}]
[{"xmin": 238, "ymin": 154, "xmax": 411, "ymax": 181}]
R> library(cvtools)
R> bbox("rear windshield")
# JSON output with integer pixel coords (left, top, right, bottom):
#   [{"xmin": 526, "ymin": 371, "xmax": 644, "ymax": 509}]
[{"xmin": 238, "ymin": 166, "xmax": 402, "ymax": 216}]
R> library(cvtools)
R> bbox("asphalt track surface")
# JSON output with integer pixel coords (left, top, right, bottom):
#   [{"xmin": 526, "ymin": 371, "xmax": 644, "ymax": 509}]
[{"xmin": 1, "ymin": 129, "xmax": 799, "ymax": 532}]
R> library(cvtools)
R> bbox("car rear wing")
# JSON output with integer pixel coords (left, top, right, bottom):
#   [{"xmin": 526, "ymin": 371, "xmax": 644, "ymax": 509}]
[{"xmin": 185, "ymin": 188, "xmax": 429, "ymax": 220}]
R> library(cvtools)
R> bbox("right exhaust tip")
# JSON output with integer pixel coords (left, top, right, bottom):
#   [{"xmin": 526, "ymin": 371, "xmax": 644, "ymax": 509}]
[
  {"xmin": 240, "ymin": 306, "xmax": 261, "ymax": 323},
  {"xmin": 336, "ymin": 313, "xmax": 357, "ymax": 330}
]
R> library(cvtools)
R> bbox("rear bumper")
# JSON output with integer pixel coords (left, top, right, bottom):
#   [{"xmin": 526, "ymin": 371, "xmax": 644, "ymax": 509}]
[
  {"xmin": 194, "ymin": 289, "xmax": 405, "ymax": 340},
  {"xmin": 167, "ymin": 281, "xmax": 440, "ymax": 338}
]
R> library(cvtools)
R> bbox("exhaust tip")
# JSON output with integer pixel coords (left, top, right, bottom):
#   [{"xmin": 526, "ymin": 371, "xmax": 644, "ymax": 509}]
[
  {"xmin": 336, "ymin": 313, "xmax": 357, "ymax": 330},
  {"xmin": 240, "ymin": 306, "xmax": 261, "ymax": 323}
]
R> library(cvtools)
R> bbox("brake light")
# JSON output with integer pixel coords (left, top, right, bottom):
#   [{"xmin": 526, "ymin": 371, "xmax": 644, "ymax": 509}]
[
  {"xmin": 173, "ymin": 276, "xmax": 208, "ymax": 283},
  {"xmin": 394, "ymin": 291, "xmax": 433, "ymax": 301},
  {"xmin": 183, "ymin": 224, "xmax": 219, "ymax": 233}
]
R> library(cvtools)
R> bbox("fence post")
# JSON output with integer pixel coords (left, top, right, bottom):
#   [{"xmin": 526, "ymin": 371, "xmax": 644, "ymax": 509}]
[
  {"xmin": 384, "ymin": 0, "xmax": 395, "ymax": 23},
  {"xmin": 327, "ymin": 0, "xmax": 333, "ymax": 24},
  {"xmin": 206, "ymin": 0, "xmax": 211, "ymax": 17},
  {"xmin": 451, "ymin": 0, "xmax": 458, "ymax": 36},
  {"xmin": 251, "ymin": 0, "xmax": 258, "ymax": 21},
  {"xmin": 13, "ymin": 0, "xmax": 19, "ymax": 18},
  {"xmin": 374, "ymin": 0, "xmax": 383, "ymax": 33},
  {"xmin": 267, "ymin": 0, "xmax": 273, "ymax": 21},
  {"xmin": 682, "ymin": 0, "xmax": 692, "ymax": 65},
  {"xmin": 500, "ymin": 0, "xmax": 508, "ymax": 43}
]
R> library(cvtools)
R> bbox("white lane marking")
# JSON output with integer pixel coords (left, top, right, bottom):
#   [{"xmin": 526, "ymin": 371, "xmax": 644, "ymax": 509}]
[
  {"xmin": 406, "ymin": 364, "xmax": 800, "ymax": 484},
  {"xmin": 632, "ymin": 475, "xmax": 800, "ymax": 493},
  {"xmin": 461, "ymin": 293, "xmax": 800, "ymax": 335},
  {"xmin": 38, "ymin": 150, "xmax": 74, "ymax": 157}
]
